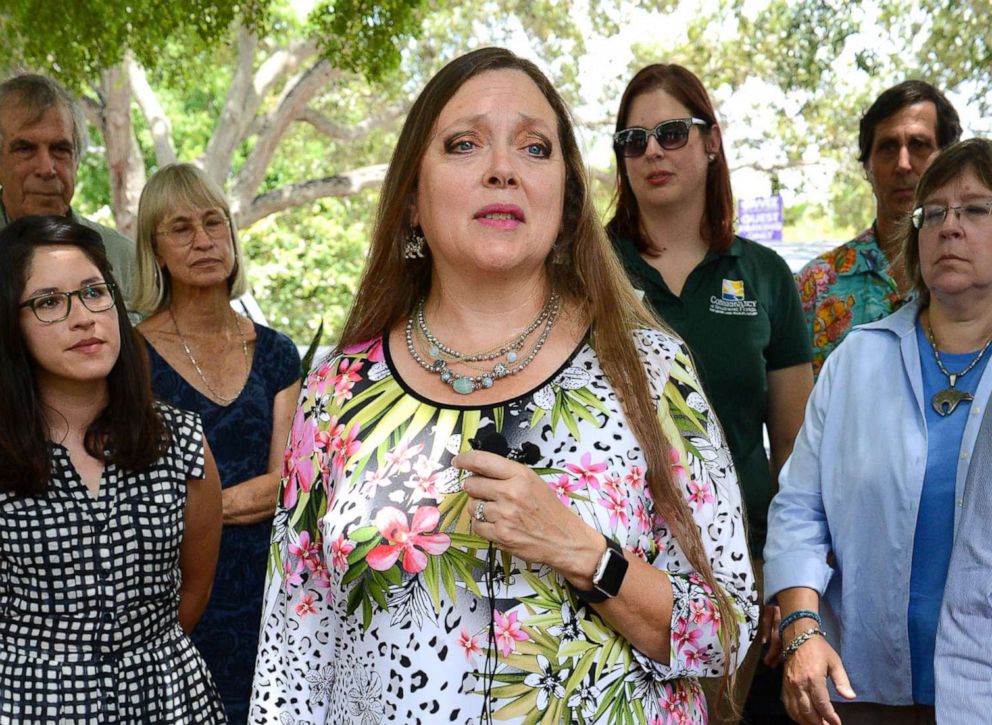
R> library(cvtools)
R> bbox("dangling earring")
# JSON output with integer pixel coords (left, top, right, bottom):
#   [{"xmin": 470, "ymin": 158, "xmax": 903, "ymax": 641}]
[{"xmin": 404, "ymin": 226, "xmax": 425, "ymax": 259}]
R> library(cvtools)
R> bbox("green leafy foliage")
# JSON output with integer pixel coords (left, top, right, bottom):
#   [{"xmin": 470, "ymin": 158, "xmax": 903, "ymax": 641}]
[
  {"xmin": 310, "ymin": 0, "xmax": 429, "ymax": 81},
  {"xmin": 4, "ymin": 0, "xmax": 990, "ymax": 342},
  {"xmin": 0, "ymin": 0, "xmax": 268, "ymax": 90}
]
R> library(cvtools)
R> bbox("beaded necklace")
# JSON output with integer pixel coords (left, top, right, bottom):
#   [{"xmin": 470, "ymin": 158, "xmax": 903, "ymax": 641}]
[
  {"xmin": 405, "ymin": 292, "xmax": 560, "ymax": 394},
  {"xmin": 926, "ymin": 322, "xmax": 992, "ymax": 416}
]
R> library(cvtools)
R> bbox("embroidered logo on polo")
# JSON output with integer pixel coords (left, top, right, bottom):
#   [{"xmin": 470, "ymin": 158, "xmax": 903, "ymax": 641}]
[{"xmin": 710, "ymin": 279, "xmax": 758, "ymax": 316}]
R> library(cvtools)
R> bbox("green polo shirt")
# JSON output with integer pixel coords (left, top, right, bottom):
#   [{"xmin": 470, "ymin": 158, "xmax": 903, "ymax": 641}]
[{"xmin": 614, "ymin": 235, "xmax": 811, "ymax": 553}]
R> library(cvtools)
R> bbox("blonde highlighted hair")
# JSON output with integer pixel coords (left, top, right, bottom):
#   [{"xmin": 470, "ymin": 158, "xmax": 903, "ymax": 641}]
[{"xmin": 131, "ymin": 163, "xmax": 248, "ymax": 315}]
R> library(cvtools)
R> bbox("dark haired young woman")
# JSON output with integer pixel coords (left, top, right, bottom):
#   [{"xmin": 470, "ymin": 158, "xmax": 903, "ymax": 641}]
[
  {"xmin": 0, "ymin": 215, "xmax": 226, "ymax": 723},
  {"xmin": 607, "ymin": 64, "xmax": 814, "ymax": 722}
]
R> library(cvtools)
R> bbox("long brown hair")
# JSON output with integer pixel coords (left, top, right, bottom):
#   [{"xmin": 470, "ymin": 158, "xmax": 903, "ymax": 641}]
[
  {"xmin": 606, "ymin": 63, "xmax": 734, "ymax": 253},
  {"xmin": 339, "ymin": 47, "xmax": 740, "ymax": 681},
  {"xmin": 0, "ymin": 216, "xmax": 168, "ymax": 496}
]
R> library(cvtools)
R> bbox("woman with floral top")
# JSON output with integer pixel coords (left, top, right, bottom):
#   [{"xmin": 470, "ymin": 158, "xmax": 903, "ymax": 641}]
[{"xmin": 250, "ymin": 47, "xmax": 757, "ymax": 725}]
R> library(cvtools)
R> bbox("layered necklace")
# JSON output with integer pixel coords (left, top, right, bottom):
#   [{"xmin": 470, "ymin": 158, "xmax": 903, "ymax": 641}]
[
  {"xmin": 405, "ymin": 291, "xmax": 560, "ymax": 395},
  {"xmin": 926, "ymin": 322, "xmax": 992, "ymax": 416},
  {"xmin": 170, "ymin": 308, "xmax": 251, "ymax": 405}
]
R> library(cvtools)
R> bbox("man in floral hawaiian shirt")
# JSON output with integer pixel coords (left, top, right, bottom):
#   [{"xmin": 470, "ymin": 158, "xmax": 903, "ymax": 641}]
[{"xmin": 795, "ymin": 81, "xmax": 961, "ymax": 377}]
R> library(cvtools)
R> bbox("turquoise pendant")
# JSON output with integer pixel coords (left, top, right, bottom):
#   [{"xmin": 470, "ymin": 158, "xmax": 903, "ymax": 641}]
[{"xmin": 452, "ymin": 377, "xmax": 476, "ymax": 395}]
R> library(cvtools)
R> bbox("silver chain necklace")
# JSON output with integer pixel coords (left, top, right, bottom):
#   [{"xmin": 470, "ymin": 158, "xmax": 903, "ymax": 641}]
[
  {"xmin": 926, "ymin": 322, "xmax": 992, "ymax": 416},
  {"xmin": 169, "ymin": 308, "xmax": 250, "ymax": 405},
  {"xmin": 415, "ymin": 292, "xmax": 557, "ymax": 364},
  {"xmin": 405, "ymin": 292, "xmax": 560, "ymax": 395}
]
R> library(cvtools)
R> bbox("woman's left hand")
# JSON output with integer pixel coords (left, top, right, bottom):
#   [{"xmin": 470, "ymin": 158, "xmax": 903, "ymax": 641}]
[{"xmin": 454, "ymin": 449, "xmax": 602, "ymax": 586}]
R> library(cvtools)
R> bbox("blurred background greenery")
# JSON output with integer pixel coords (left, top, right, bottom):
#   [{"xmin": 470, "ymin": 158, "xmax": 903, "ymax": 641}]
[{"xmin": 3, "ymin": 0, "xmax": 988, "ymax": 342}]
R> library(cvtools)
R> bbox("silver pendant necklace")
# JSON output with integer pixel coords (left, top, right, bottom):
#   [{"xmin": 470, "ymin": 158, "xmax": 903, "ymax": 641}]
[
  {"xmin": 405, "ymin": 292, "xmax": 560, "ymax": 395},
  {"xmin": 926, "ymin": 322, "xmax": 992, "ymax": 416},
  {"xmin": 170, "ymin": 308, "xmax": 250, "ymax": 405}
]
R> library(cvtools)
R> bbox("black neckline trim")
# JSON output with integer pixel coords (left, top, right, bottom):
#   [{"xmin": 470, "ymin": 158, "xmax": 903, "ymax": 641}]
[{"xmin": 381, "ymin": 329, "xmax": 591, "ymax": 411}]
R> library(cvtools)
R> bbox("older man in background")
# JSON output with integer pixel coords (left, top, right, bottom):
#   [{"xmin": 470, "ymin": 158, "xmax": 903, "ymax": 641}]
[
  {"xmin": 795, "ymin": 81, "xmax": 961, "ymax": 377},
  {"xmin": 0, "ymin": 73, "xmax": 134, "ymax": 295}
]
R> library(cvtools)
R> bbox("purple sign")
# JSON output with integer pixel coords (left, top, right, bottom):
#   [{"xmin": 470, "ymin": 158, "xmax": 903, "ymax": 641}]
[{"xmin": 737, "ymin": 195, "xmax": 784, "ymax": 243}]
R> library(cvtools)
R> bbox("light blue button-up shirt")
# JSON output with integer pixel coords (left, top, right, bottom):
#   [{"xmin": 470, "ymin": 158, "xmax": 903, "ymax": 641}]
[
  {"xmin": 763, "ymin": 301, "xmax": 992, "ymax": 705},
  {"xmin": 935, "ymin": 396, "xmax": 992, "ymax": 720}
]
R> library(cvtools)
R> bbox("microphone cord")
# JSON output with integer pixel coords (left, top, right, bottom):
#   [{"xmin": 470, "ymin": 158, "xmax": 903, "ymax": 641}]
[{"xmin": 469, "ymin": 432, "xmax": 541, "ymax": 725}]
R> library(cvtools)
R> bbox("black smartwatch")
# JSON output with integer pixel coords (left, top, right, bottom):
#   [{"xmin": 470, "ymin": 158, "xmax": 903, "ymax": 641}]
[{"xmin": 569, "ymin": 536, "xmax": 629, "ymax": 604}]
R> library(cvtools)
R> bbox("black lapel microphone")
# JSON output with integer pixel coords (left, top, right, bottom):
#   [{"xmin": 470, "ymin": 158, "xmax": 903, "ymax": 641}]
[{"xmin": 469, "ymin": 432, "xmax": 541, "ymax": 465}]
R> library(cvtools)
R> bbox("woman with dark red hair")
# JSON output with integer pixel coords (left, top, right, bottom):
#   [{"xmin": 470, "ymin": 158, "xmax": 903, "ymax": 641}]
[{"xmin": 607, "ymin": 64, "xmax": 813, "ymax": 722}]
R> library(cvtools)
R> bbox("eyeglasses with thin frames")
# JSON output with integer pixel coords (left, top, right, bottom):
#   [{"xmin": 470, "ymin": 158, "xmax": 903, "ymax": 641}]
[
  {"xmin": 912, "ymin": 200, "xmax": 992, "ymax": 230},
  {"xmin": 613, "ymin": 117, "xmax": 709, "ymax": 158},
  {"xmin": 19, "ymin": 281, "xmax": 118, "ymax": 323},
  {"xmin": 155, "ymin": 213, "xmax": 231, "ymax": 246}
]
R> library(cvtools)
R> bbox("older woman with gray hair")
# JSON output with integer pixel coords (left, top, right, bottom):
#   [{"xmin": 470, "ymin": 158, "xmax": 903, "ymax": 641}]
[
  {"xmin": 132, "ymin": 163, "xmax": 300, "ymax": 724},
  {"xmin": 764, "ymin": 137, "xmax": 992, "ymax": 725}
]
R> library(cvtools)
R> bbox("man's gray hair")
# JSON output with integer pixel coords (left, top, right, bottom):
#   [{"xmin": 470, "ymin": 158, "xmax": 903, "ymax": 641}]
[{"xmin": 0, "ymin": 74, "xmax": 89, "ymax": 165}]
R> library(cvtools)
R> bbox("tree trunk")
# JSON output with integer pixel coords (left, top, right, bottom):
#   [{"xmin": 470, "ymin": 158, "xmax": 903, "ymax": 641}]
[{"xmin": 98, "ymin": 62, "xmax": 145, "ymax": 239}]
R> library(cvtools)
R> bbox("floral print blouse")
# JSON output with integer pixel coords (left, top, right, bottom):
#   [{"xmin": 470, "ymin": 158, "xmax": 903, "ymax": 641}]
[
  {"xmin": 249, "ymin": 329, "xmax": 757, "ymax": 725},
  {"xmin": 794, "ymin": 224, "xmax": 911, "ymax": 378}
]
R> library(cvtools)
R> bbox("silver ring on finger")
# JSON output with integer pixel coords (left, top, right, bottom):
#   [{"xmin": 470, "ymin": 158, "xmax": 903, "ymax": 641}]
[{"xmin": 474, "ymin": 500, "xmax": 489, "ymax": 523}]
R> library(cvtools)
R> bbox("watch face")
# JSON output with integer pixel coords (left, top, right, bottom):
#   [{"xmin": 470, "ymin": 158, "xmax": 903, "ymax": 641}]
[{"xmin": 594, "ymin": 543, "xmax": 629, "ymax": 598}]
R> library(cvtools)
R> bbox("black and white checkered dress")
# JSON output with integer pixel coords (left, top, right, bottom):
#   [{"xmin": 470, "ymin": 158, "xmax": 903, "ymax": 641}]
[{"xmin": 0, "ymin": 404, "xmax": 227, "ymax": 724}]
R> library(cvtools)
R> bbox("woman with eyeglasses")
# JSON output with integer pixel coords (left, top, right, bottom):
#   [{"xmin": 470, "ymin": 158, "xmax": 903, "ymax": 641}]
[
  {"xmin": 0, "ymin": 215, "xmax": 225, "ymax": 722},
  {"xmin": 131, "ymin": 164, "xmax": 301, "ymax": 724},
  {"xmin": 764, "ymin": 139, "xmax": 992, "ymax": 725},
  {"xmin": 607, "ymin": 64, "xmax": 813, "ymax": 722}
]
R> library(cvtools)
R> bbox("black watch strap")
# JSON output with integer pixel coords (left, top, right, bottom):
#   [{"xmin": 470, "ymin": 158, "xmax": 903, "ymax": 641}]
[{"xmin": 569, "ymin": 536, "xmax": 629, "ymax": 604}]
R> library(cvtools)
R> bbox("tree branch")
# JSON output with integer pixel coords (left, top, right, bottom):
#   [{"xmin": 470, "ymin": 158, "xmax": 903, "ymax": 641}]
[
  {"xmin": 127, "ymin": 58, "xmax": 177, "ymax": 166},
  {"xmin": 201, "ymin": 30, "xmax": 320, "ymax": 184},
  {"xmin": 238, "ymin": 164, "xmax": 387, "ymax": 227},
  {"xmin": 201, "ymin": 25, "xmax": 258, "ymax": 183},
  {"xmin": 79, "ymin": 94, "xmax": 104, "ymax": 135},
  {"xmin": 297, "ymin": 100, "xmax": 408, "ymax": 142},
  {"xmin": 230, "ymin": 59, "xmax": 341, "ymax": 216}
]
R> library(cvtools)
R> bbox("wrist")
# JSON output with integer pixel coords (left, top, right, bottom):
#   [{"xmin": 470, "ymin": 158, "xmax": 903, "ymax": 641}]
[
  {"xmin": 567, "ymin": 534, "xmax": 629, "ymax": 604},
  {"xmin": 562, "ymin": 527, "xmax": 606, "ymax": 590},
  {"xmin": 779, "ymin": 608, "xmax": 822, "ymax": 641}
]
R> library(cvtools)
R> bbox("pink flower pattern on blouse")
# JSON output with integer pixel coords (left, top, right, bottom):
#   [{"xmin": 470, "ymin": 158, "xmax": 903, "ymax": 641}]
[
  {"xmin": 252, "ymin": 332, "xmax": 756, "ymax": 725},
  {"xmin": 365, "ymin": 506, "xmax": 450, "ymax": 574},
  {"xmin": 493, "ymin": 609, "xmax": 528, "ymax": 657}
]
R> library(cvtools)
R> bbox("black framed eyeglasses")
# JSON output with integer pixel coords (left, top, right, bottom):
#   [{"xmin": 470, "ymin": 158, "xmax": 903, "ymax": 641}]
[
  {"xmin": 613, "ymin": 117, "xmax": 709, "ymax": 158},
  {"xmin": 19, "ymin": 282, "xmax": 118, "ymax": 323},
  {"xmin": 912, "ymin": 200, "xmax": 992, "ymax": 229}
]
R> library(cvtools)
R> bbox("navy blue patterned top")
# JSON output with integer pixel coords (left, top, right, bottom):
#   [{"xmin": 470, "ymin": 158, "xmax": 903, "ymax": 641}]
[{"xmin": 145, "ymin": 323, "xmax": 300, "ymax": 725}]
